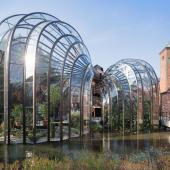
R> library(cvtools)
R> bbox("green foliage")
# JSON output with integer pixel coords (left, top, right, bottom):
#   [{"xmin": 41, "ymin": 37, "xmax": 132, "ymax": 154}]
[
  {"xmin": 143, "ymin": 100, "xmax": 151, "ymax": 131},
  {"xmin": 90, "ymin": 122, "xmax": 102, "ymax": 133},
  {"xmin": 11, "ymin": 104, "xmax": 22, "ymax": 126},
  {"xmin": 27, "ymin": 132, "xmax": 45, "ymax": 142},
  {"xmin": 111, "ymin": 98, "xmax": 153, "ymax": 133},
  {"xmin": 0, "ymin": 122, "xmax": 4, "ymax": 135},
  {"xmin": 130, "ymin": 152, "xmax": 147, "ymax": 163},
  {"xmin": 111, "ymin": 102, "xmax": 118, "ymax": 129},
  {"xmin": 50, "ymin": 86, "xmax": 60, "ymax": 114},
  {"xmin": 39, "ymin": 103, "xmax": 48, "ymax": 119},
  {"xmin": 70, "ymin": 112, "xmax": 80, "ymax": 130},
  {"xmin": 1, "ymin": 149, "xmax": 170, "ymax": 170},
  {"xmin": 13, "ymin": 128, "xmax": 22, "ymax": 138},
  {"xmin": 112, "ymin": 111, "xmax": 123, "ymax": 131}
]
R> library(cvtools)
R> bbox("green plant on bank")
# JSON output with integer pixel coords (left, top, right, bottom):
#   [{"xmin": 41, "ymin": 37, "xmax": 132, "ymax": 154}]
[{"xmin": 1, "ymin": 149, "xmax": 170, "ymax": 170}]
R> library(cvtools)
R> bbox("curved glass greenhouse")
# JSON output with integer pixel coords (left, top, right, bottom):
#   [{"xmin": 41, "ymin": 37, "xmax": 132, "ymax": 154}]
[
  {"xmin": 0, "ymin": 12, "xmax": 160, "ymax": 144},
  {"xmin": 0, "ymin": 12, "xmax": 94, "ymax": 144},
  {"xmin": 95, "ymin": 59, "xmax": 159, "ymax": 133}
]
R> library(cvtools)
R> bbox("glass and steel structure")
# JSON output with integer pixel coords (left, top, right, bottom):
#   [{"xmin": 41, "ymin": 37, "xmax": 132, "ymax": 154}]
[
  {"xmin": 97, "ymin": 59, "xmax": 159, "ymax": 133},
  {"xmin": 0, "ymin": 12, "xmax": 94, "ymax": 144},
  {"xmin": 0, "ymin": 13, "xmax": 160, "ymax": 145}
]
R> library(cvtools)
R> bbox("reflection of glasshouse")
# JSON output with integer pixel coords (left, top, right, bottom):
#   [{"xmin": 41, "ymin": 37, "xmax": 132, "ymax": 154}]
[{"xmin": 0, "ymin": 12, "xmax": 94, "ymax": 144}]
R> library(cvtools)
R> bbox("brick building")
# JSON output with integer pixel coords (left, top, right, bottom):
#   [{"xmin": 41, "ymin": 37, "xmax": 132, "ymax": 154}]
[{"xmin": 160, "ymin": 43, "xmax": 170, "ymax": 127}]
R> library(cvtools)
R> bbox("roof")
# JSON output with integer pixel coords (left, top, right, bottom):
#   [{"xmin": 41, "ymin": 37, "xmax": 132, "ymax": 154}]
[{"xmin": 160, "ymin": 42, "xmax": 170, "ymax": 54}]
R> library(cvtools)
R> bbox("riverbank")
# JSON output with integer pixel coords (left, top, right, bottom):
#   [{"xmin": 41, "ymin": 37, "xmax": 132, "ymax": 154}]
[
  {"xmin": 1, "ymin": 148, "xmax": 170, "ymax": 170},
  {"xmin": 0, "ymin": 132, "xmax": 170, "ymax": 169}
]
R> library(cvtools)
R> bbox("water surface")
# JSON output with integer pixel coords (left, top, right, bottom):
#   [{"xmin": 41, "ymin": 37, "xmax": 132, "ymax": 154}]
[{"xmin": 0, "ymin": 131, "xmax": 170, "ymax": 163}]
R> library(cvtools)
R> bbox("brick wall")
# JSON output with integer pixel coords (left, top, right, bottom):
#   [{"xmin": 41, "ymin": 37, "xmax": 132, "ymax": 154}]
[{"xmin": 161, "ymin": 90, "xmax": 170, "ymax": 118}]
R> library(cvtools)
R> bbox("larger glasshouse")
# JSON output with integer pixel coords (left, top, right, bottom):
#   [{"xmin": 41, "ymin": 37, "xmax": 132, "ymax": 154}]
[{"xmin": 0, "ymin": 12, "xmax": 159, "ymax": 144}]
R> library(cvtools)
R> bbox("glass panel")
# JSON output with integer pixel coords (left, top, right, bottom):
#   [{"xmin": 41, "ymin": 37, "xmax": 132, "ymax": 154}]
[
  {"xmin": 82, "ymin": 69, "xmax": 93, "ymax": 134},
  {"xmin": 70, "ymin": 87, "xmax": 80, "ymax": 138},
  {"xmin": 131, "ymin": 95, "xmax": 137, "ymax": 132},
  {"xmin": 124, "ymin": 95, "xmax": 131, "ymax": 132},
  {"xmin": 103, "ymin": 92, "xmax": 110, "ymax": 128},
  {"xmin": 35, "ymin": 49, "xmax": 49, "ymax": 143},
  {"xmin": 24, "ymin": 22, "xmax": 49, "ymax": 143},
  {"xmin": 110, "ymin": 87, "xmax": 119, "ymax": 130},
  {"xmin": 143, "ymin": 94, "xmax": 151, "ymax": 131},
  {"xmin": 50, "ymin": 85, "xmax": 60, "ymax": 141},
  {"xmin": 82, "ymin": 90, "xmax": 91, "ymax": 134},
  {"xmin": 25, "ymin": 82, "xmax": 33, "ymax": 143},
  {"xmin": 0, "ymin": 50, "xmax": 4, "ymax": 142},
  {"xmin": 9, "ymin": 39, "xmax": 24, "ymax": 143},
  {"xmin": 0, "ymin": 12, "xmax": 95, "ymax": 144},
  {"xmin": 62, "ymin": 84, "xmax": 69, "ymax": 140}
]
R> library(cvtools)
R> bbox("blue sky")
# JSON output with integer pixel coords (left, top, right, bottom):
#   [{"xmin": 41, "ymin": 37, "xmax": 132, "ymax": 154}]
[{"xmin": 1, "ymin": 0, "xmax": 170, "ymax": 76}]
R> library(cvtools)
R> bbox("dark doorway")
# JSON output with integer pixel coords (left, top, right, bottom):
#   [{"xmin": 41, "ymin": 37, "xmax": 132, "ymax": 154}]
[{"xmin": 94, "ymin": 108, "xmax": 102, "ymax": 117}]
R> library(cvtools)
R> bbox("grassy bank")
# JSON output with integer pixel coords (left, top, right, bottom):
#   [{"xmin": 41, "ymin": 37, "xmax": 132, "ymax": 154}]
[{"xmin": 0, "ymin": 148, "xmax": 170, "ymax": 170}]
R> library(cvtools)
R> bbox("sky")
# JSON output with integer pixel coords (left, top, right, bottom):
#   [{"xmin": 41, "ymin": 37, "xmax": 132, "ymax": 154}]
[{"xmin": 1, "ymin": 0, "xmax": 170, "ymax": 76}]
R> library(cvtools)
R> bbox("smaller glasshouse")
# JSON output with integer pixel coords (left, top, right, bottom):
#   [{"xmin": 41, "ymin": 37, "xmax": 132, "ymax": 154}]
[
  {"xmin": 0, "ymin": 12, "xmax": 159, "ymax": 144},
  {"xmin": 92, "ymin": 60, "xmax": 159, "ymax": 133}
]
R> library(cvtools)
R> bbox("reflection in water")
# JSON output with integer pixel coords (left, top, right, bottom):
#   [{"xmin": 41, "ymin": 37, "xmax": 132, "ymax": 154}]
[{"xmin": 0, "ymin": 132, "xmax": 170, "ymax": 163}]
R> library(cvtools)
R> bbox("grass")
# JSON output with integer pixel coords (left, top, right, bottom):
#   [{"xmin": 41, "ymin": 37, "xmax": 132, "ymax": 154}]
[{"xmin": 0, "ymin": 148, "xmax": 170, "ymax": 170}]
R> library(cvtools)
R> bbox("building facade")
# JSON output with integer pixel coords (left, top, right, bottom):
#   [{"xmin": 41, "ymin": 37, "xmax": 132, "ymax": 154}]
[{"xmin": 160, "ymin": 43, "xmax": 170, "ymax": 127}]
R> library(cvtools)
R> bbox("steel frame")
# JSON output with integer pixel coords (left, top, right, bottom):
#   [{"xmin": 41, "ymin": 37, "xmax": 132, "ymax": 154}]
[
  {"xmin": 0, "ymin": 13, "xmax": 159, "ymax": 144},
  {"xmin": 102, "ymin": 59, "xmax": 159, "ymax": 132},
  {"xmin": 0, "ymin": 12, "xmax": 93, "ymax": 144}
]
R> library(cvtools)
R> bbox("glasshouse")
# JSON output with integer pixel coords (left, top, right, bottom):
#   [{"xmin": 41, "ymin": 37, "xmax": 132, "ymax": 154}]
[
  {"xmin": 0, "ymin": 12, "xmax": 159, "ymax": 144},
  {"xmin": 92, "ymin": 59, "xmax": 159, "ymax": 133}
]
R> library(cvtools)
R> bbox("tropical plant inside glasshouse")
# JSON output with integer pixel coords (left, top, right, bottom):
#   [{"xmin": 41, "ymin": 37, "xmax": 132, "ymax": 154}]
[
  {"xmin": 143, "ymin": 100, "xmax": 151, "ymax": 131},
  {"xmin": 111, "ymin": 100, "xmax": 119, "ymax": 130},
  {"xmin": 39, "ymin": 102, "xmax": 48, "ymax": 126},
  {"xmin": 11, "ymin": 104, "xmax": 23, "ymax": 128},
  {"xmin": 10, "ymin": 104, "xmax": 23, "ymax": 139},
  {"xmin": 70, "ymin": 111, "xmax": 80, "ymax": 135},
  {"xmin": 50, "ymin": 86, "xmax": 60, "ymax": 117},
  {"xmin": 0, "ymin": 122, "xmax": 4, "ymax": 136},
  {"xmin": 89, "ymin": 121, "xmax": 102, "ymax": 134}
]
